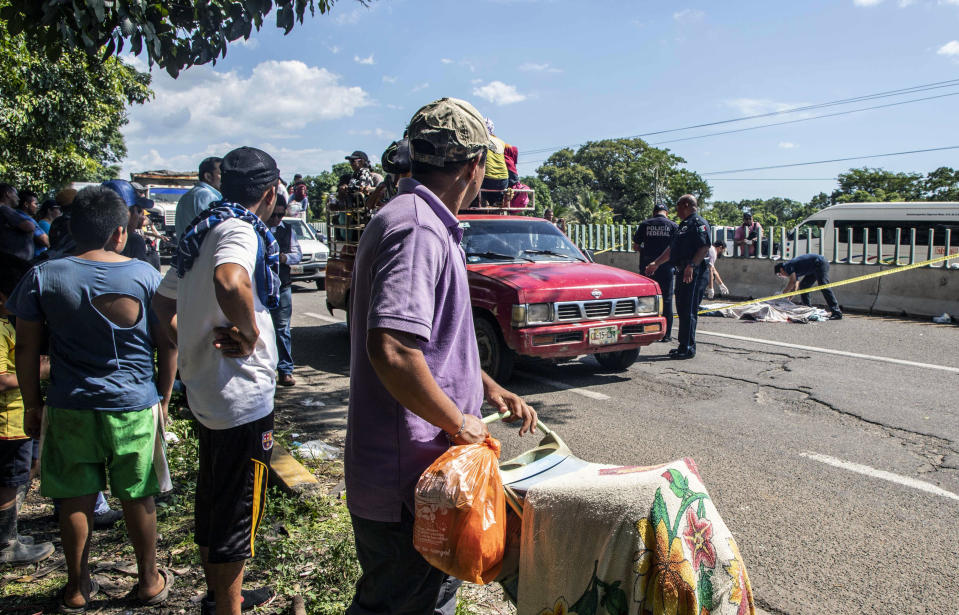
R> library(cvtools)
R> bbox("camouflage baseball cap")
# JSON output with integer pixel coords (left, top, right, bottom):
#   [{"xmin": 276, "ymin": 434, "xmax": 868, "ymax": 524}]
[{"xmin": 407, "ymin": 97, "xmax": 494, "ymax": 167}]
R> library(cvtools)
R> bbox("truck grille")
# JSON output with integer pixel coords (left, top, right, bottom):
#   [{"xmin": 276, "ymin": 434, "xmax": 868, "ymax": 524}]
[
  {"xmin": 301, "ymin": 254, "xmax": 313, "ymax": 263},
  {"xmin": 553, "ymin": 298, "xmax": 641, "ymax": 323},
  {"xmin": 583, "ymin": 301, "xmax": 612, "ymax": 318},
  {"xmin": 165, "ymin": 210, "xmax": 176, "ymax": 227},
  {"xmin": 614, "ymin": 299, "xmax": 638, "ymax": 315},
  {"xmin": 556, "ymin": 304, "xmax": 581, "ymax": 320},
  {"xmin": 622, "ymin": 324, "xmax": 645, "ymax": 335}
]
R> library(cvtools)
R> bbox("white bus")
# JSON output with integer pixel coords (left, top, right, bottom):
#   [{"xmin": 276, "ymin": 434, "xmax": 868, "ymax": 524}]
[{"xmin": 794, "ymin": 202, "xmax": 959, "ymax": 265}]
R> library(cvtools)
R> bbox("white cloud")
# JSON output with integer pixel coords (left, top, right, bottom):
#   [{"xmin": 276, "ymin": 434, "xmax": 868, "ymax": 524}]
[
  {"xmin": 123, "ymin": 60, "xmax": 371, "ymax": 145},
  {"xmin": 519, "ymin": 62, "xmax": 562, "ymax": 73},
  {"xmin": 327, "ymin": 44, "xmax": 341, "ymax": 54},
  {"xmin": 411, "ymin": 82, "xmax": 430, "ymax": 93},
  {"xmin": 778, "ymin": 141, "xmax": 798, "ymax": 149},
  {"xmin": 348, "ymin": 128, "xmax": 398, "ymax": 139},
  {"xmin": 334, "ymin": 6, "xmax": 370, "ymax": 24},
  {"xmin": 233, "ymin": 37, "xmax": 259, "ymax": 49},
  {"xmin": 124, "ymin": 144, "xmax": 351, "ymax": 177},
  {"xmin": 725, "ymin": 97, "xmax": 807, "ymax": 116},
  {"xmin": 441, "ymin": 58, "xmax": 454, "ymax": 64},
  {"xmin": 673, "ymin": 9, "xmax": 705, "ymax": 21},
  {"xmin": 937, "ymin": 40, "xmax": 959, "ymax": 56},
  {"xmin": 472, "ymin": 81, "xmax": 527, "ymax": 105},
  {"xmin": 382, "ymin": 75, "xmax": 398, "ymax": 84},
  {"xmin": 853, "ymin": 0, "xmax": 882, "ymax": 5},
  {"xmin": 940, "ymin": 0, "xmax": 959, "ymax": 4},
  {"xmin": 354, "ymin": 54, "xmax": 374, "ymax": 65},
  {"xmin": 898, "ymin": 0, "xmax": 916, "ymax": 5}
]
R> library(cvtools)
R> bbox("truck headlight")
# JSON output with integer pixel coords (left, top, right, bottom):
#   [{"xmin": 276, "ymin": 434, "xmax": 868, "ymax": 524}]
[
  {"xmin": 511, "ymin": 303, "xmax": 552, "ymax": 327},
  {"xmin": 636, "ymin": 296, "xmax": 658, "ymax": 315}
]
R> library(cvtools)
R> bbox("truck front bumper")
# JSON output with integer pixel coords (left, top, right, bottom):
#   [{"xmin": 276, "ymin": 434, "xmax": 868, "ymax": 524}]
[{"xmin": 509, "ymin": 316, "xmax": 667, "ymax": 359}]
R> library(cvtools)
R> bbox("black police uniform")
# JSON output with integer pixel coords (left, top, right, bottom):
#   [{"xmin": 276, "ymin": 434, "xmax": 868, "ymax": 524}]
[
  {"xmin": 669, "ymin": 212, "xmax": 711, "ymax": 357},
  {"xmin": 634, "ymin": 214, "xmax": 678, "ymax": 340}
]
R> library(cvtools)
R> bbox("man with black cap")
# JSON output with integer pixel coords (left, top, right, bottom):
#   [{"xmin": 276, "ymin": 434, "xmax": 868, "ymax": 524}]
[
  {"xmin": 345, "ymin": 150, "xmax": 378, "ymax": 199},
  {"xmin": 633, "ymin": 202, "xmax": 679, "ymax": 342},
  {"xmin": 153, "ymin": 146, "xmax": 280, "ymax": 615},
  {"xmin": 345, "ymin": 98, "xmax": 537, "ymax": 614}
]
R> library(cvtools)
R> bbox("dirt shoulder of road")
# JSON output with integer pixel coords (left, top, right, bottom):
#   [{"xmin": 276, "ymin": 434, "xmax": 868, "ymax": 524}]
[{"xmin": 1, "ymin": 376, "xmax": 514, "ymax": 615}]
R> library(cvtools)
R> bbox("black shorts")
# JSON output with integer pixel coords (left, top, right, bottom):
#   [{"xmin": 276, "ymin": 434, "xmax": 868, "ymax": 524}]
[
  {"xmin": 194, "ymin": 412, "xmax": 274, "ymax": 563},
  {"xmin": 0, "ymin": 438, "xmax": 34, "ymax": 487}
]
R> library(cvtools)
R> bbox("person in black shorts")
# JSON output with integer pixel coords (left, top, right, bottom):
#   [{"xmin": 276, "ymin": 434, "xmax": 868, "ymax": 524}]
[{"xmin": 153, "ymin": 147, "xmax": 283, "ymax": 615}]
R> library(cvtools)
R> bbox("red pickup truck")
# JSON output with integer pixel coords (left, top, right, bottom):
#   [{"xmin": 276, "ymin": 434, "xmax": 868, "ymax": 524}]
[{"xmin": 326, "ymin": 213, "xmax": 666, "ymax": 382}]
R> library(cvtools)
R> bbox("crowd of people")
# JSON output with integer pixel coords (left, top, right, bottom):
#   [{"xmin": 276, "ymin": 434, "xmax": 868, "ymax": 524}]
[
  {"xmin": 0, "ymin": 96, "xmax": 541, "ymax": 615},
  {"xmin": 0, "ymin": 94, "xmax": 845, "ymax": 615}
]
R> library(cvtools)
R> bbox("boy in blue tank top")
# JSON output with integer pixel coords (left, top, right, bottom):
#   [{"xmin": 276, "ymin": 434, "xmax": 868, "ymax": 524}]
[{"xmin": 6, "ymin": 186, "xmax": 176, "ymax": 611}]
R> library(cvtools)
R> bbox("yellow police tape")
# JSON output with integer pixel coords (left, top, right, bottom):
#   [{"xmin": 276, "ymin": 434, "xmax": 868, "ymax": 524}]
[{"xmin": 697, "ymin": 251, "xmax": 958, "ymax": 315}]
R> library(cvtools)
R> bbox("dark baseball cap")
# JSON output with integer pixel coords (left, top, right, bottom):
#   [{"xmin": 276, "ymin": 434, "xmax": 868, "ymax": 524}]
[
  {"xmin": 653, "ymin": 203, "xmax": 669, "ymax": 212},
  {"xmin": 381, "ymin": 139, "xmax": 411, "ymax": 175},
  {"xmin": 345, "ymin": 150, "xmax": 369, "ymax": 162},
  {"xmin": 220, "ymin": 147, "xmax": 280, "ymax": 189}
]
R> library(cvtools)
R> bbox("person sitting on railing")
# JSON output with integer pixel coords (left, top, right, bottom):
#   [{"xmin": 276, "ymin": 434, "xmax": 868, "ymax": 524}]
[
  {"xmin": 734, "ymin": 211, "xmax": 762, "ymax": 257},
  {"xmin": 480, "ymin": 117, "xmax": 509, "ymax": 207}
]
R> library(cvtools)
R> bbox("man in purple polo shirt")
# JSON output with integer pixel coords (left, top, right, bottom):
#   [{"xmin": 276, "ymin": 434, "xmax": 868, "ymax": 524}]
[{"xmin": 346, "ymin": 97, "xmax": 537, "ymax": 614}]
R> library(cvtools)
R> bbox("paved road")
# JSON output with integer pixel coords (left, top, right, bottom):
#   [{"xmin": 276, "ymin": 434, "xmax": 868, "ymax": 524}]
[{"xmin": 281, "ymin": 284, "xmax": 959, "ymax": 615}]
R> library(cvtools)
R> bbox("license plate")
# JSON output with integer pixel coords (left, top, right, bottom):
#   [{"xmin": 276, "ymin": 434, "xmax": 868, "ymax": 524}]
[
  {"xmin": 290, "ymin": 265, "xmax": 304, "ymax": 274},
  {"xmin": 588, "ymin": 325, "xmax": 618, "ymax": 346}
]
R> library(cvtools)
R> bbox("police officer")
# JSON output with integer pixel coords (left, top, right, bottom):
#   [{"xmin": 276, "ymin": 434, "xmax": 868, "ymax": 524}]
[
  {"xmin": 645, "ymin": 195, "xmax": 711, "ymax": 359},
  {"xmin": 633, "ymin": 203, "xmax": 678, "ymax": 342}
]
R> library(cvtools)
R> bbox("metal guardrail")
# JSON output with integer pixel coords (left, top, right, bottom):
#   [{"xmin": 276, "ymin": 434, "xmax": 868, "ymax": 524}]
[{"xmin": 566, "ymin": 223, "xmax": 959, "ymax": 268}]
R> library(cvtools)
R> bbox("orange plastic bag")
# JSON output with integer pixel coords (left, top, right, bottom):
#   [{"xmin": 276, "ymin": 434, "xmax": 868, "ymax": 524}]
[{"xmin": 413, "ymin": 435, "xmax": 506, "ymax": 584}]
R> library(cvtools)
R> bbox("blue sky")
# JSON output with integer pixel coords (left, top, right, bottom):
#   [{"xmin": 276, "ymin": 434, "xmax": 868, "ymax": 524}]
[{"xmin": 121, "ymin": 0, "xmax": 959, "ymax": 203}]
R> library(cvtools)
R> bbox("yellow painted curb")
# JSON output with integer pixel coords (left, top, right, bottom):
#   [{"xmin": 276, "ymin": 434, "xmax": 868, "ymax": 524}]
[{"xmin": 269, "ymin": 444, "xmax": 320, "ymax": 493}]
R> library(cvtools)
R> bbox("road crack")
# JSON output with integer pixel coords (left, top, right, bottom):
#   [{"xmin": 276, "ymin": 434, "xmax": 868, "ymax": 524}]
[{"xmin": 666, "ymin": 367, "xmax": 959, "ymax": 474}]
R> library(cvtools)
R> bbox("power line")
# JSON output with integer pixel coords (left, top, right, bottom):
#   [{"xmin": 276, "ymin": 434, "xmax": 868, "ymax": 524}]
[
  {"xmin": 520, "ymin": 77, "xmax": 959, "ymax": 156},
  {"xmin": 650, "ymin": 91, "xmax": 959, "ymax": 147},
  {"xmin": 701, "ymin": 145, "xmax": 959, "ymax": 176},
  {"xmin": 517, "ymin": 89, "xmax": 959, "ymax": 167}
]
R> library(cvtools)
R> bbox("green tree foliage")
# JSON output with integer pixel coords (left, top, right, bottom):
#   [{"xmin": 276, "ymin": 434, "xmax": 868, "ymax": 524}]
[
  {"xmin": 821, "ymin": 167, "xmax": 959, "ymax": 204},
  {"xmin": 570, "ymin": 190, "xmax": 615, "ymax": 224},
  {"xmin": 300, "ymin": 162, "xmax": 353, "ymax": 219},
  {"xmin": 535, "ymin": 138, "xmax": 712, "ymax": 223},
  {"xmin": 518, "ymin": 175, "xmax": 554, "ymax": 217},
  {"xmin": 702, "ymin": 197, "xmax": 817, "ymax": 229},
  {"xmin": 0, "ymin": 14, "xmax": 151, "ymax": 191},
  {"xmin": 1, "ymin": 0, "xmax": 362, "ymax": 78}
]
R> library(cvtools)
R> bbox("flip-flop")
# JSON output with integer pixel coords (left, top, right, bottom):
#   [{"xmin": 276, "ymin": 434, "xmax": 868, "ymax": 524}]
[
  {"xmin": 130, "ymin": 567, "xmax": 174, "ymax": 606},
  {"xmin": 58, "ymin": 578, "xmax": 100, "ymax": 614}
]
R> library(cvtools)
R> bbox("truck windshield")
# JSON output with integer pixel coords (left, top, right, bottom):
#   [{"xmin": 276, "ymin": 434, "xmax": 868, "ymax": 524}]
[
  {"xmin": 284, "ymin": 219, "xmax": 317, "ymax": 241},
  {"xmin": 461, "ymin": 219, "xmax": 586, "ymax": 263}
]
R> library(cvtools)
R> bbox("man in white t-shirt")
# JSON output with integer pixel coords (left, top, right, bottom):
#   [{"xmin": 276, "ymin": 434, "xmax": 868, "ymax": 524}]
[{"xmin": 153, "ymin": 147, "xmax": 280, "ymax": 615}]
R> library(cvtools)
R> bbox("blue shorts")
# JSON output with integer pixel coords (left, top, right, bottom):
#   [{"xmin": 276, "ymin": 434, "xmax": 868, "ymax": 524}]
[{"xmin": 0, "ymin": 438, "xmax": 34, "ymax": 487}]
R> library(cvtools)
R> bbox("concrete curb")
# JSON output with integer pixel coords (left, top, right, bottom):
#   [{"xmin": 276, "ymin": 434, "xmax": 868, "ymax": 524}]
[{"xmin": 268, "ymin": 443, "xmax": 321, "ymax": 494}]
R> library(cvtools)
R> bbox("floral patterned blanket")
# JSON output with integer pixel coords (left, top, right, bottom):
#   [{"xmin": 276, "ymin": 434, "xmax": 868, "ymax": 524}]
[{"xmin": 517, "ymin": 458, "xmax": 754, "ymax": 615}]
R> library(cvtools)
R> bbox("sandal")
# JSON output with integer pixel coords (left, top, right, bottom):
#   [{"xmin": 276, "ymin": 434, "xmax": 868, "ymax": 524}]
[
  {"xmin": 58, "ymin": 578, "xmax": 99, "ymax": 614},
  {"xmin": 130, "ymin": 567, "xmax": 174, "ymax": 606}
]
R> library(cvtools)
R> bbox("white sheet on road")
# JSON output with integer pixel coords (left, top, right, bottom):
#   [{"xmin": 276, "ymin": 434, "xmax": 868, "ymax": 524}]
[{"xmin": 701, "ymin": 299, "xmax": 830, "ymax": 323}]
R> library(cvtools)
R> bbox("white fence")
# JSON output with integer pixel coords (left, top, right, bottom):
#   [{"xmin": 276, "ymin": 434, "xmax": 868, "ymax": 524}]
[{"xmin": 567, "ymin": 223, "xmax": 959, "ymax": 268}]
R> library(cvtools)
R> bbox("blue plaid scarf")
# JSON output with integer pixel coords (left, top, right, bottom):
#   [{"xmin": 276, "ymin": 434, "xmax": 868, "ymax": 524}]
[{"xmin": 175, "ymin": 203, "xmax": 280, "ymax": 309}]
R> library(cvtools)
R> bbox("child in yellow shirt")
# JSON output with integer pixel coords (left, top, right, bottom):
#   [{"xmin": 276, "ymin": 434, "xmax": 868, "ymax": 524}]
[{"xmin": 0, "ymin": 254, "xmax": 54, "ymax": 565}]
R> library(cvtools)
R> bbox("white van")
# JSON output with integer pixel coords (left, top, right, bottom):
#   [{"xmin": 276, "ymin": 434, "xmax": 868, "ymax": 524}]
[{"xmin": 794, "ymin": 202, "xmax": 959, "ymax": 264}]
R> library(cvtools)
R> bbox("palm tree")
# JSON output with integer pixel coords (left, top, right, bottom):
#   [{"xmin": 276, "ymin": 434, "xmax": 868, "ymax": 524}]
[{"xmin": 571, "ymin": 190, "xmax": 615, "ymax": 224}]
